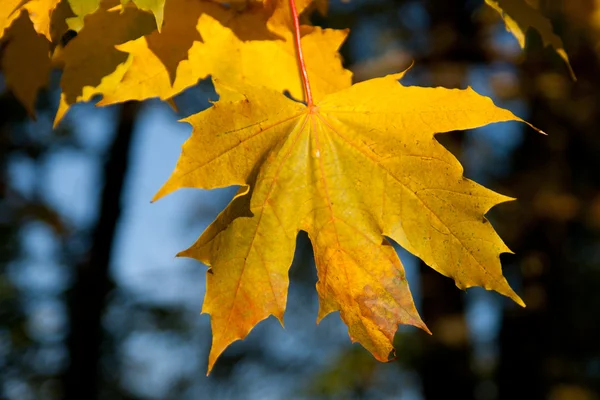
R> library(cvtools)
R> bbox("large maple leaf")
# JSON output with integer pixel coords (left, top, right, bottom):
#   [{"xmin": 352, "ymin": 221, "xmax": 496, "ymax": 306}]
[{"xmin": 154, "ymin": 71, "xmax": 532, "ymax": 374}]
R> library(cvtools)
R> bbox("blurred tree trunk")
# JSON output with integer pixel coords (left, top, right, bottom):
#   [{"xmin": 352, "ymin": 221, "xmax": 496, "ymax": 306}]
[
  {"xmin": 64, "ymin": 102, "xmax": 140, "ymax": 400},
  {"xmin": 418, "ymin": 270, "xmax": 475, "ymax": 399},
  {"xmin": 496, "ymin": 18, "xmax": 600, "ymax": 398},
  {"xmin": 415, "ymin": 1, "xmax": 487, "ymax": 398}
]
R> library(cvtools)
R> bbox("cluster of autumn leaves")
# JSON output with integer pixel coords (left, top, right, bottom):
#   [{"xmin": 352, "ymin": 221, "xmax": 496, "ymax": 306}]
[
  {"xmin": 0, "ymin": 0, "xmax": 353, "ymax": 123},
  {"xmin": 0, "ymin": 0, "xmax": 572, "ymax": 122},
  {"xmin": 0, "ymin": 0, "xmax": 572, "ymax": 373}
]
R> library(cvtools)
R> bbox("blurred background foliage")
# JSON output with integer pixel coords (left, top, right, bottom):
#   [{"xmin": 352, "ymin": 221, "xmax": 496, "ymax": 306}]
[{"xmin": 1, "ymin": 0, "xmax": 600, "ymax": 399}]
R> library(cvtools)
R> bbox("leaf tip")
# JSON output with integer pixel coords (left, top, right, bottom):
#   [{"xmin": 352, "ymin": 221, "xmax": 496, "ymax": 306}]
[
  {"xmin": 206, "ymin": 363, "xmax": 214, "ymax": 376},
  {"xmin": 275, "ymin": 314, "xmax": 285, "ymax": 328},
  {"xmin": 386, "ymin": 351, "xmax": 398, "ymax": 363},
  {"xmin": 53, "ymin": 96, "xmax": 70, "ymax": 129},
  {"xmin": 420, "ymin": 321, "xmax": 432, "ymax": 335},
  {"xmin": 556, "ymin": 48, "xmax": 577, "ymax": 81},
  {"xmin": 524, "ymin": 121, "xmax": 546, "ymax": 135},
  {"xmin": 503, "ymin": 285, "xmax": 526, "ymax": 308},
  {"xmin": 150, "ymin": 191, "xmax": 163, "ymax": 203},
  {"xmin": 152, "ymin": 179, "xmax": 177, "ymax": 202},
  {"xmin": 206, "ymin": 342, "xmax": 223, "ymax": 376},
  {"xmin": 176, "ymin": 248, "xmax": 192, "ymax": 259},
  {"xmin": 514, "ymin": 295, "xmax": 526, "ymax": 308},
  {"xmin": 386, "ymin": 60, "xmax": 414, "ymax": 82}
]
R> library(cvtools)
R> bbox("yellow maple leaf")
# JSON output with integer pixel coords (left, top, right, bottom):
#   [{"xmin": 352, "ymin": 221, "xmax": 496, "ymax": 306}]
[
  {"xmin": 52, "ymin": 3, "xmax": 156, "ymax": 125},
  {"xmin": 154, "ymin": 71, "xmax": 531, "ymax": 374},
  {"xmin": 1, "ymin": 10, "xmax": 52, "ymax": 116},
  {"xmin": 0, "ymin": 0, "xmax": 60, "ymax": 41},
  {"xmin": 485, "ymin": 0, "xmax": 575, "ymax": 79},
  {"xmin": 265, "ymin": 0, "xmax": 326, "ymax": 29},
  {"xmin": 210, "ymin": 0, "xmax": 326, "ymax": 19},
  {"xmin": 0, "ymin": 0, "xmax": 26, "ymax": 40},
  {"xmin": 121, "ymin": 0, "xmax": 165, "ymax": 30},
  {"xmin": 65, "ymin": 0, "xmax": 101, "ymax": 31},
  {"xmin": 55, "ymin": 0, "xmax": 351, "ymax": 124},
  {"xmin": 24, "ymin": 0, "xmax": 61, "ymax": 40}
]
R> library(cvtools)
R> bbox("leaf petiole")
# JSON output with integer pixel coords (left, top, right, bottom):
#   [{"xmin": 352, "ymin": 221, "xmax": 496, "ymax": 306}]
[{"xmin": 289, "ymin": 0, "xmax": 314, "ymax": 106}]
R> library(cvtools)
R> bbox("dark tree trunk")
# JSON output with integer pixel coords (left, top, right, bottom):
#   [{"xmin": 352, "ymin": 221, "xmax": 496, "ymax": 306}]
[
  {"xmin": 415, "ymin": 1, "xmax": 486, "ymax": 398},
  {"xmin": 63, "ymin": 102, "xmax": 140, "ymax": 400},
  {"xmin": 417, "ymin": 269, "xmax": 476, "ymax": 400},
  {"xmin": 496, "ymin": 24, "xmax": 600, "ymax": 399}
]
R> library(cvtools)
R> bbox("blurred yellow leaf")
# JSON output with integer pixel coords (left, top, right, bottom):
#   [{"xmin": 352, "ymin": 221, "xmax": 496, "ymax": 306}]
[
  {"xmin": 24, "ymin": 0, "xmax": 61, "ymax": 40},
  {"xmin": 0, "ymin": 0, "xmax": 26, "ymax": 40},
  {"xmin": 265, "ymin": 0, "xmax": 326, "ymax": 29},
  {"xmin": 0, "ymin": 0, "xmax": 60, "ymax": 41},
  {"xmin": 1, "ymin": 10, "xmax": 51, "ymax": 116},
  {"xmin": 55, "ymin": 0, "xmax": 351, "ymax": 124},
  {"xmin": 155, "ymin": 71, "xmax": 528, "ymax": 374},
  {"xmin": 121, "ymin": 0, "xmax": 165, "ymax": 29},
  {"xmin": 485, "ymin": 0, "xmax": 576, "ymax": 79},
  {"xmin": 52, "ymin": 3, "xmax": 156, "ymax": 125},
  {"xmin": 65, "ymin": 0, "xmax": 102, "ymax": 30}
]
